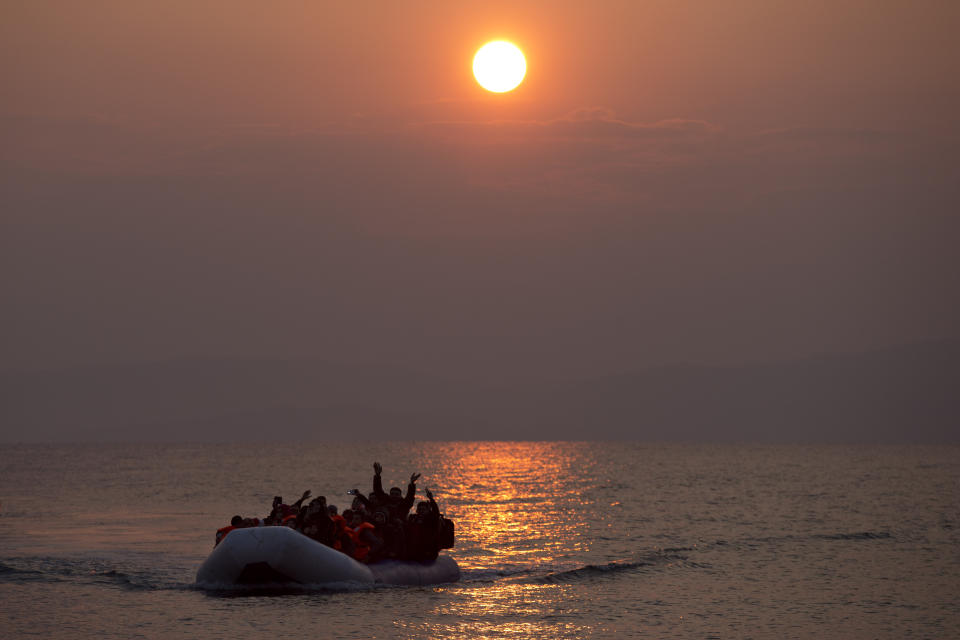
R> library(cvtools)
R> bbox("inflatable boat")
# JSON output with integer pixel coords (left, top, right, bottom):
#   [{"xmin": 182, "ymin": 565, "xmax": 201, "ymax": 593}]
[{"xmin": 195, "ymin": 526, "xmax": 459, "ymax": 587}]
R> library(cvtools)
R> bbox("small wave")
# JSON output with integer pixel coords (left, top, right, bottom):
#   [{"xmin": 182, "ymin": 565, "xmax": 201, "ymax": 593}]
[
  {"xmin": 0, "ymin": 555, "xmax": 193, "ymax": 591},
  {"xmin": 461, "ymin": 566, "xmax": 532, "ymax": 582},
  {"xmin": 90, "ymin": 569, "xmax": 158, "ymax": 591},
  {"xmin": 818, "ymin": 531, "xmax": 892, "ymax": 541},
  {"xmin": 537, "ymin": 560, "xmax": 654, "ymax": 584},
  {"xmin": 0, "ymin": 561, "xmax": 50, "ymax": 582}
]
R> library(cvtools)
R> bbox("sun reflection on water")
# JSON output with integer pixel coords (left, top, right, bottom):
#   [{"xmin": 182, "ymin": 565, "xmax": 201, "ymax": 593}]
[
  {"xmin": 430, "ymin": 442, "xmax": 598, "ymax": 570},
  {"xmin": 399, "ymin": 581, "xmax": 601, "ymax": 639},
  {"xmin": 398, "ymin": 442, "xmax": 624, "ymax": 638}
]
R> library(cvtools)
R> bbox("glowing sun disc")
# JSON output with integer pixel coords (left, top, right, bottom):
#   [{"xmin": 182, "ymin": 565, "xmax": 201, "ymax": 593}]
[{"xmin": 473, "ymin": 41, "xmax": 526, "ymax": 93}]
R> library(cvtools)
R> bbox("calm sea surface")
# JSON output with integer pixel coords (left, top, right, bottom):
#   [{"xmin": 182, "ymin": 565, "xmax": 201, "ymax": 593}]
[{"xmin": 1, "ymin": 442, "xmax": 958, "ymax": 639}]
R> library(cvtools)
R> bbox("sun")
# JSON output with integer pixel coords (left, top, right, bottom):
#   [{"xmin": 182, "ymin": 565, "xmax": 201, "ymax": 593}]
[{"xmin": 473, "ymin": 41, "xmax": 526, "ymax": 93}]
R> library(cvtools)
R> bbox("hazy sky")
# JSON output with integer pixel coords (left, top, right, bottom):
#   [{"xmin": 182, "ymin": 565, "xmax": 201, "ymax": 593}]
[{"xmin": 3, "ymin": 1, "xmax": 959, "ymax": 378}]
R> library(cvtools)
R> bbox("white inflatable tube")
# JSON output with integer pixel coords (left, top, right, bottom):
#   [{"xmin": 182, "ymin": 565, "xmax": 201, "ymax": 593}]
[
  {"xmin": 195, "ymin": 526, "xmax": 459, "ymax": 587},
  {"xmin": 368, "ymin": 555, "xmax": 460, "ymax": 586}
]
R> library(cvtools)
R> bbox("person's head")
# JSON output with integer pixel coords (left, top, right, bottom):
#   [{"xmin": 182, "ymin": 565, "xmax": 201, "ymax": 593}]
[
  {"xmin": 231, "ymin": 515, "xmax": 243, "ymax": 526},
  {"xmin": 327, "ymin": 504, "xmax": 338, "ymax": 516},
  {"xmin": 416, "ymin": 502, "xmax": 429, "ymax": 516},
  {"xmin": 342, "ymin": 509, "xmax": 354, "ymax": 522},
  {"xmin": 273, "ymin": 496, "xmax": 282, "ymax": 508},
  {"xmin": 373, "ymin": 510, "xmax": 387, "ymax": 526},
  {"xmin": 351, "ymin": 496, "xmax": 365, "ymax": 511},
  {"xmin": 389, "ymin": 486, "xmax": 402, "ymax": 499}
]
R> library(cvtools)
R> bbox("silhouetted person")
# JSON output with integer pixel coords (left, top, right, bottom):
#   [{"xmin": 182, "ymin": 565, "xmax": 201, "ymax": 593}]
[
  {"xmin": 214, "ymin": 515, "xmax": 244, "ymax": 546},
  {"xmin": 265, "ymin": 490, "xmax": 311, "ymax": 525},
  {"xmin": 301, "ymin": 496, "xmax": 335, "ymax": 545},
  {"xmin": 349, "ymin": 493, "xmax": 370, "ymax": 518},
  {"xmin": 371, "ymin": 461, "xmax": 420, "ymax": 520},
  {"xmin": 406, "ymin": 488, "xmax": 440, "ymax": 561},
  {"xmin": 368, "ymin": 509, "xmax": 403, "ymax": 562}
]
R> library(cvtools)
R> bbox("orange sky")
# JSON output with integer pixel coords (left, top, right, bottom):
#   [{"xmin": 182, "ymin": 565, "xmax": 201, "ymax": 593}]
[
  {"xmin": 5, "ymin": 1, "xmax": 957, "ymax": 130},
  {"xmin": 2, "ymin": 1, "xmax": 959, "ymax": 375}
]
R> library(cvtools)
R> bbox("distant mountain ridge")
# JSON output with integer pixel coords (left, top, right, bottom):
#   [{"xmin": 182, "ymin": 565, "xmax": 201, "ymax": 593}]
[{"xmin": 2, "ymin": 341, "xmax": 957, "ymax": 442}]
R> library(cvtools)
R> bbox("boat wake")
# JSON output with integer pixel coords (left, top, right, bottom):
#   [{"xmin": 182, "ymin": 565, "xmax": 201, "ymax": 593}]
[{"xmin": 4, "ymin": 528, "xmax": 892, "ymax": 595}]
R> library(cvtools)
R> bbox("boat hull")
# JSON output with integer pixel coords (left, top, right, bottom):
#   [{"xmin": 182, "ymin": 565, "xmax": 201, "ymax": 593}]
[{"xmin": 195, "ymin": 526, "xmax": 458, "ymax": 587}]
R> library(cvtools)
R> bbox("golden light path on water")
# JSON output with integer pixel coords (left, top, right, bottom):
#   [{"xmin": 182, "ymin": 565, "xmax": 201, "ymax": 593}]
[
  {"xmin": 397, "ymin": 442, "xmax": 617, "ymax": 638},
  {"xmin": 437, "ymin": 442, "xmax": 596, "ymax": 566}
]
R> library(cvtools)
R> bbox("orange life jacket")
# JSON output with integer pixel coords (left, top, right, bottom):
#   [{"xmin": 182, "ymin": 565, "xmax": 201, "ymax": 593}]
[
  {"xmin": 329, "ymin": 514, "xmax": 348, "ymax": 549},
  {"xmin": 349, "ymin": 522, "xmax": 375, "ymax": 562},
  {"xmin": 281, "ymin": 514, "xmax": 298, "ymax": 526},
  {"xmin": 215, "ymin": 525, "xmax": 237, "ymax": 546}
]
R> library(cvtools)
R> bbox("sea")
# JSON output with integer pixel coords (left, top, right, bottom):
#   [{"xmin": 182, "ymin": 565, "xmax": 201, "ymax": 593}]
[{"xmin": 1, "ymin": 442, "xmax": 958, "ymax": 639}]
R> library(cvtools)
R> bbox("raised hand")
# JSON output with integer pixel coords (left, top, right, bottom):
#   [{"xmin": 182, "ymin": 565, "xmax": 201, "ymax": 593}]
[
  {"xmin": 425, "ymin": 488, "xmax": 433, "ymax": 500},
  {"xmin": 300, "ymin": 490, "xmax": 311, "ymax": 501},
  {"xmin": 410, "ymin": 472, "xmax": 421, "ymax": 484},
  {"xmin": 373, "ymin": 462, "xmax": 382, "ymax": 476}
]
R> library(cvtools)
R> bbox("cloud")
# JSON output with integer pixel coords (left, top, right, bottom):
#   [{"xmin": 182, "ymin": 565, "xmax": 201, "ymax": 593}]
[{"xmin": 411, "ymin": 108, "xmax": 721, "ymax": 147}]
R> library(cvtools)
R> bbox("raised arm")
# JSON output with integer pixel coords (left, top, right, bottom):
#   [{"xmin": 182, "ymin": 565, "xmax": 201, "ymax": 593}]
[
  {"xmin": 425, "ymin": 488, "xmax": 440, "ymax": 525},
  {"xmin": 402, "ymin": 472, "xmax": 420, "ymax": 511},
  {"xmin": 372, "ymin": 461, "xmax": 388, "ymax": 500},
  {"xmin": 291, "ymin": 490, "xmax": 311, "ymax": 510},
  {"xmin": 351, "ymin": 489, "xmax": 373, "ymax": 510}
]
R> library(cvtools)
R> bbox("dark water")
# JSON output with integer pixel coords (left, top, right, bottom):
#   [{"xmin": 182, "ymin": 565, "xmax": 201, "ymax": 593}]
[{"xmin": 1, "ymin": 442, "xmax": 958, "ymax": 638}]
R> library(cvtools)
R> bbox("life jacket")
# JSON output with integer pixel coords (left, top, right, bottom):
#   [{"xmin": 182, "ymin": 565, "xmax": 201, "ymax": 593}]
[
  {"xmin": 330, "ymin": 514, "xmax": 347, "ymax": 550},
  {"xmin": 350, "ymin": 522, "xmax": 375, "ymax": 562},
  {"xmin": 281, "ymin": 514, "xmax": 298, "ymax": 526},
  {"xmin": 215, "ymin": 525, "xmax": 237, "ymax": 546}
]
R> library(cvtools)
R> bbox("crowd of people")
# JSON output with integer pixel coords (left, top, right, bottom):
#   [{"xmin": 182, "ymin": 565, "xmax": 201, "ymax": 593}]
[{"xmin": 214, "ymin": 462, "xmax": 454, "ymax": 564}]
